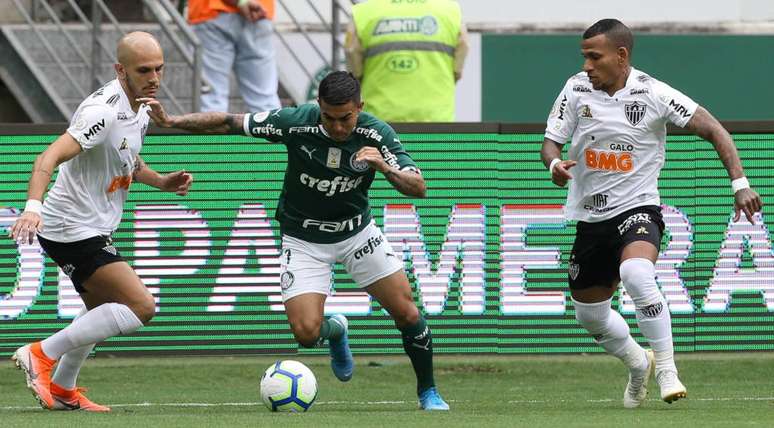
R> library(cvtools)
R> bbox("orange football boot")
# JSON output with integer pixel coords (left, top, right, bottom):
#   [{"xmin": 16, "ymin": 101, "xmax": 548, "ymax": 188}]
[
  {"xmin": 51, "ymin": 383, "xmax": 111, "ymax": 412},
  {"xmin": 11, "ymin": 342, "xmax": 56, "ymax": 409}
]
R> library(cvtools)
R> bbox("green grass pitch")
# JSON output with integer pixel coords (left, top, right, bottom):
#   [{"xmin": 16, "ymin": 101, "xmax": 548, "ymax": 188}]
[{"xmin": 1, "ymin": 353, "xmax": 772, "ymax": 427}]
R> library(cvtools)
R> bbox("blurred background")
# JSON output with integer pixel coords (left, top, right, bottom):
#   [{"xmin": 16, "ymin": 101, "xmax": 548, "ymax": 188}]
[
  {"xmin": 0, "ymin": 0, "xmax": 772, "ymax": 362},
  {"xmin": 1, "ymin": 0, "xmax": 773, "ymax": 123}
]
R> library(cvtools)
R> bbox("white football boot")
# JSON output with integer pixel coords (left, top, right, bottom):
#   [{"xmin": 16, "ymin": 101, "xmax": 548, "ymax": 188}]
[
  {"xmin": 623, "ymin": 349, "xmax": 654, "ymax": 409},
  {"xmin": 656, "ymin": 369, "xmax": 687, "ymax": 403}
]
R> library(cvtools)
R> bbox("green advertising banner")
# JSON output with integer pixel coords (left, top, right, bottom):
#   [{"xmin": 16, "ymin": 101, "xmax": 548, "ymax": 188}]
[
  {"xmin": 1, "ymin": 132, "xmax": 772, "ymax": 356},
  {"xmin": 482, "ymin": 35, "xmax": 774, "ymax": 123}
]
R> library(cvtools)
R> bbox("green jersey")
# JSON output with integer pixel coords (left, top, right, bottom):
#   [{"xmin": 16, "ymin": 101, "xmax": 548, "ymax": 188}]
[{"xmin": 243, "ymin": 103, "xmax": 419, "ymax": 243}]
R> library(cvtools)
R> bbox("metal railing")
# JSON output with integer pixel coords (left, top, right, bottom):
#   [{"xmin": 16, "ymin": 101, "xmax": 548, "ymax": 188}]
[
  {"xmin": 12, "ymin": 0, "xmax": 202, "ymax": 116},
  {"xmin": 141, "ymin": 0, "xmax": 201, "ymax": 113},
  {"xmin": 273, "ymin": 0, "xmax": 352, "ymax": 94},
  {"xmin": 10, "ymin": 0, "xmax": 352, "ymax": 116},
  {"xmin": 11, "ymin": 0, "xmax": 90, "ymax": 107}
]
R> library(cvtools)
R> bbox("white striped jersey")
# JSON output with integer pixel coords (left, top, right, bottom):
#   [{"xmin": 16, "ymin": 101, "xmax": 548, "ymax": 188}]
[
  {"xmin": 545, "ymin": 67, "xmax": 698, "ymax": 222},
  {"xmin": 40, "ymin": 79, "xmax": 149, "ymax": 242}
]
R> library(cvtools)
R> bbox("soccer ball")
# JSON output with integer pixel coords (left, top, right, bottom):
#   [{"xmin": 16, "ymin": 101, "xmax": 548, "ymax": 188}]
[{"xmin": 260, "ymin": 360, "xmax": 318, "ymax": 412}]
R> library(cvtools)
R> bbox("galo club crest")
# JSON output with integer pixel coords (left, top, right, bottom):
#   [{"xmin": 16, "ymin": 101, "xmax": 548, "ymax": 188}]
[{"xmin": 624, "ymin": 101, "xmax": 647, "ymax": 126}]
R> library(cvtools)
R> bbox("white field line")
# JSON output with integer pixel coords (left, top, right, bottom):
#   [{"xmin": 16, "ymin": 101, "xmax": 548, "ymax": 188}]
[
  {"xmin": 507, "ymin": 397, "xmax": 774, "ymax": 404},
  {"xmin": 1, "ymin": 396, "xmax": 772, "ymax": 410}
]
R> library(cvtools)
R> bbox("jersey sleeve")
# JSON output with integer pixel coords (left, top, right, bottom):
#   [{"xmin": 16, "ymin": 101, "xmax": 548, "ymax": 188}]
[
  {"xmin": 544, "ymin": 79, "xmax": 578, "ymax": 144},
  {"xmin": 66, "ymin": 104, "xmax": 115, "ymax": 150},
  {"xmin": 652, "ymin": 80, "xmax": 698, "ymax": 128},
  {"xmin": 242, "ymin": 108, "xmax": 289, "ymax": 142},
  {"xmin": 378, "ymin": 125, "xmax": 420, "ymax": 174}
]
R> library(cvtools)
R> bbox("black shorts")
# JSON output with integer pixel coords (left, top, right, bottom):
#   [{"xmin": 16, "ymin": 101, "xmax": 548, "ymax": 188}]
[
  {"xmin": 37, "ymin": 235, "xmax": 125, "ymax": 293},
  {"xmin": 568, "ymin": 205, "xmax": 664, "ymax": 290}
]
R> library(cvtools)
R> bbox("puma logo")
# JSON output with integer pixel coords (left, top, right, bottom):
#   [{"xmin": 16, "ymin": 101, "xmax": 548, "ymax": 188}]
[
  {"xmin": 300, "ymin": 145, "xmax": 316, "ymax": 159},
  {"xmin": 410, "ymin": 326, "xmax": 431, "ymax": 350},
  {"xmin": 411, "ymin": 339, "xmax": 431, "ymax": 351}
]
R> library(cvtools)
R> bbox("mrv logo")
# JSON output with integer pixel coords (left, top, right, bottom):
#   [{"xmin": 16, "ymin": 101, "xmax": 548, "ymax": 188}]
[
  {"xmin": 669, "ymin": 99, "xmax": 692, "ymax": 119},
  {"xmin": 83, "ymin": 119, "xmax": 105, "ymax": 141},
  {"xmin": 299, "ymin": 173, "xmax": 364, "ymax": 196}
]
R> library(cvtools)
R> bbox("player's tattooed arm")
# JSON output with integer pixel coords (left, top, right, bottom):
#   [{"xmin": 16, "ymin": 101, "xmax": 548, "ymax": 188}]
[
  {"xmin": 383, "ymin": 168, "xmax": 427, "ymax": 198},
  {"xmin": 137, "ymin": 97, "xmax": 245, "ymax": 134},
  {"xmin": 167, "ymin": 112, "xmax": 245, "ymax": 134},
  {"xmin": 28, "ymin": 132, "xmax": 82, "ymax": 200},
  {"xmin": 132, "ymin": 155, "xmax": 194, "ymax": 196},
  {"xmin": 10, "ymin": 132, "xmax": 82, "ymax": 244},
  {"xmin": 685, "ymin": 106, "xmax": 744, "ymax": 179},
  {"xmin": 355, "ymin": 146, "xmax": 426, "ymax": 198},
  {"xmin": 132, "ymin": 155, "xmax": 163, "ymax": 187},
  {"xmin": 686, "ymin": 106, "xmax": 763, "ymax": 223}
]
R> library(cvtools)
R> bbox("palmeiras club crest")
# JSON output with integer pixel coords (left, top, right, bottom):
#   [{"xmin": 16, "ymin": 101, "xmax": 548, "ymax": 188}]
[{"xmin": 624, "ymin": 101, "xmax": 647, "ymax": 126}]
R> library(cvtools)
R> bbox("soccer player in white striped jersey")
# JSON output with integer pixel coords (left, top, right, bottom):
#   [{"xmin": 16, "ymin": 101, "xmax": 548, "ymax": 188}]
[
  {"xmin": 8, "ymin": 32, "xmax": 193, "ymax": 412},
  {"xmin": 541, "ymin": 19, "xmax": 762, "ymax": 408}
]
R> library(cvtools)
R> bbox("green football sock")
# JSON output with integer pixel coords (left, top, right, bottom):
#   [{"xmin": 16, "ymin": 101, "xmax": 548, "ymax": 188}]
[{"xmin": 399, "ymin": 316, "xmax": 435, "ymax": 395}]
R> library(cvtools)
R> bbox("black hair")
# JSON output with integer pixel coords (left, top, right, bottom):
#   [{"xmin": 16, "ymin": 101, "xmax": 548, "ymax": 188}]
[
  {"xmin": 583, "ymin": 19, "xmax": 634, "ymax": 54},
  {"xmin": 318, "ymin": 71, "xmax": 361, "ymax": 105}
]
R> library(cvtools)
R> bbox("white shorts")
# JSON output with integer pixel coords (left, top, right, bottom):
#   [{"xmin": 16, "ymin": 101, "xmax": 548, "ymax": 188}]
[{"xmin": 279, "ymin": 220, "xmax": 405, "ymax": 302}]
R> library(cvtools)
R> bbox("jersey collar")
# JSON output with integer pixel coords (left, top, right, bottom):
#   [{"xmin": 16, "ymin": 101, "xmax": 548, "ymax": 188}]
[
  {"xmin": 318, "ymin": 124, "xmax": 331, "ymax": 139},
  {"xmin": 609, "ymin": 66, "xmax": 639, "ymax": 97}
]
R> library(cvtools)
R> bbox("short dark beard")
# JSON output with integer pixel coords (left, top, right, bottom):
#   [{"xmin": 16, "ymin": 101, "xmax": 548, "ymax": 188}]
[{"xmin": 124, "ymin": 76, "xmax": 140, "ymax": 99}]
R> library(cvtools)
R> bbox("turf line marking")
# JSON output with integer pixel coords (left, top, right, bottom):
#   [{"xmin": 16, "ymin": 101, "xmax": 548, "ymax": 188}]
[
  {"xmin": 0, "ymin": 400, "xmax": 413, "ymax": 410},
  {"xmin": 507, "ymin": 397, "xmax": 774, "ymax": 404},
  {"xmin": 2, "ymin": 396, "xmax": 772, "ymax": 411}
]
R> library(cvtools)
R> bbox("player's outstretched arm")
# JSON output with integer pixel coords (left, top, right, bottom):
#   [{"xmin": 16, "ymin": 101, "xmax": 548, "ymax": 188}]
[
  {"xmin": 9, "ymin": 133, "xmax": 82, "ymax": 244},
  {"xmin": 685, "ymin": 106, "xmax": 763, "ymax": 223},
  {"xmin": 132, "ymin": 156, "xmax": 193, "ymax": 196},
  {"xmin": 137, "ymin": 97, "xmax": 245, "ymax": 134},
  {"xmin": 355, "ymin": 146, "xmax": 426, "ymax": 198},
  {"xmin": 382, "ymin": 168, "xmax": 426, "ymax": 198},
  {"xmin": 541, "ymin": 137, "xmax": 576, "ymax": 187}
]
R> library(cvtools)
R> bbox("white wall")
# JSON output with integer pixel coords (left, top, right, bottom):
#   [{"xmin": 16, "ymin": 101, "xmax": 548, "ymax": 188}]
[
  {"xmin": 451, "ymin": 0, "xmax": 774, "ymax": 25},
  {"xmin": 1, "ymin": 0, "xmax": 772, "ymax": 26},
  {"xmin": 274, "ymin": 0, "xmax": 774, "ymax": 27}
]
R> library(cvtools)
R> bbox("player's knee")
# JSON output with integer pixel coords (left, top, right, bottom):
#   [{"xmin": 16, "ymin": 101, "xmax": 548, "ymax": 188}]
[
  {"xmin": 573, "ymin": 298, "xmax": 610, "ymax": 334},
  {"xmin": 620, "ymin": 258, "xmax": 662, "ymax": 308},
  {"xmin": 391, "ymin": 303, "xmax": 419, "ymax": 329},
  {"xmin": 290, "ymin": 319, "xmax": 322, "ymax": 348},
  {"xmin": 131, "ymin": 297, "xmax": 156, "ymax": 325},
  {"xmin": 294, "ymin": 333, "xmax": 318, "ymax": 349},
  {"xmin": 619, "ymin": 258, "xmax": 654, "ymax": 287}
]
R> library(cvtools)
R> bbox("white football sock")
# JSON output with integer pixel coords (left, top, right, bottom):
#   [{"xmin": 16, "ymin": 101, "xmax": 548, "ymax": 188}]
[
  {"xmin": 620, "ymin": 258, "xmax": 677, "ymax": 373},
  {"xmin": 51, "ymin": 307, "xmax": 94, "ymax": 389},
  {"xmin": 41, "ymin": 303, "xmax": 143, "ymax": 360},
  {"xmin": 573, "ymin": 297, "xmax": 647, "ymax": 371}
]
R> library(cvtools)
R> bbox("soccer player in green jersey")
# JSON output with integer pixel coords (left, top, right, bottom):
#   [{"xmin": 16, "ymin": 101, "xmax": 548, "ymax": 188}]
[{"xmin": 138, "ymin": 71, "xmax": 449, "ymax": 410}]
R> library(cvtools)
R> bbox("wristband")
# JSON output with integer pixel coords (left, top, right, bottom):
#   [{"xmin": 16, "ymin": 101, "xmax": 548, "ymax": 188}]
[
  {"xmin": 24, "ymin": 199, "xmax": 43, "ymax": 214},
  {"xmin": 548, "ymin": 158, "xmax": 561, "ymax": 173},
  {"xmin": 731, "ymin": 177, "xmax": 750, "ymax": 193}
]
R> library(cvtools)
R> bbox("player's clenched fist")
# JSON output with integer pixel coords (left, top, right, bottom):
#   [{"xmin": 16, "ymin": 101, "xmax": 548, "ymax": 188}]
[
  {"xmin": 354, "ymin": 147, "xmax": 389, "ymax": 173},
  {"xmin": 551, "ymin": 160, "xmax": 577, "ymax": 187},
  {"xmin": 137, "ymin": 97, "xmax": 171, "ymax": 127}
]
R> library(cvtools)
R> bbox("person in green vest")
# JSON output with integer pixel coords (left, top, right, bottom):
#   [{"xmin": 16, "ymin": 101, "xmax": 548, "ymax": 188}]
[{"xmin": 345, "ymin": 0, "xmax": 469, "ymax": 122}]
